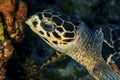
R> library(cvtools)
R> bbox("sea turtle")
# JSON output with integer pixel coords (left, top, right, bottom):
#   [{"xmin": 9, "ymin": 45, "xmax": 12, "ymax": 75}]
[{"xmin": 25, "ymin": 10, "xmax": 120, "ymax": 80}]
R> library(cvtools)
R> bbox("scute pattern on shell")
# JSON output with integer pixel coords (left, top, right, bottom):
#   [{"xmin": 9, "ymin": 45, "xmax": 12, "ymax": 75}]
[{"xmin": 99, "ymin": 25, "xmax": 120, "ymax": 76}]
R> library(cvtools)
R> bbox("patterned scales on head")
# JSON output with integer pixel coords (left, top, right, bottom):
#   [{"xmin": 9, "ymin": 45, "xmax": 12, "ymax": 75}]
[{"xmin": 26, "ymin": 10, "xmax": 79, "ymax": 53}]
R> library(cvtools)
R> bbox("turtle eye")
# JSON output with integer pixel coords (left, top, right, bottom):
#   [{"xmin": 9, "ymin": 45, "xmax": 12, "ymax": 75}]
[{"xmin": 41, "ymin": 22, "xmax": 56, "ymax": 32}]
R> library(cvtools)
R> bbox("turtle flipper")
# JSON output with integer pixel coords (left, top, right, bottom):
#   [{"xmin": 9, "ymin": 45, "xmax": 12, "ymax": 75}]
[
  {"xmin": 40, "ymin": 51, "xmax": 64, "ymax": 69},
  {"xmin": 107, "ymin": 52, "xmax": 120, "ymax": 77}
]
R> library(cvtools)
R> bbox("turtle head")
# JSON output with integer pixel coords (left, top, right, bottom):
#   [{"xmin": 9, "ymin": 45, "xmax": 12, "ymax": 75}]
[{"xmin": 25, "ymin": 10, "xmax": 80, "ymax": 53}]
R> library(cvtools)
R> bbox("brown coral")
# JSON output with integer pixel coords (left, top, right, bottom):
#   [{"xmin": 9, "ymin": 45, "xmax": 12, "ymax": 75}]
[
  {"xmin": 0, "ymin": 0, "xmax": 27, "ymax": 43},
  {"xmin": 0, "ymin": 0, "xmax": 27, "ymax": 79},
  {"xmin": 0, "ymin": 0, "xmax": 16, "ymax": 33},
  {"xmin": 0, "ymin": 40, "xmax": 14, "ymax": 80}
]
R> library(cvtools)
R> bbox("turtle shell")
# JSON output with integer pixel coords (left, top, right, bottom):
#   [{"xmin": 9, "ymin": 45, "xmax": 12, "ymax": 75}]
[{"xmin": 96, "ymin": 24, "xmax": 120, "ymax": 76}]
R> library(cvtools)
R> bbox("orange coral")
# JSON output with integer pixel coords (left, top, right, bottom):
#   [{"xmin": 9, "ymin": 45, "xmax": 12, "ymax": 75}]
[
  {"xmin": 16, "ymin": 1, "xmax": 27, "ymax": 24},
  {"xmin": 0, "ymin": 40, "xmax": 14, "ymax": 80},
  {"xmin": 0, "ymin": 0, "xmax": 27, "ymax": 43},
  {"xmin": 0, "ymin": 0, "xmax": 16, "ymax": 33},
  {"xmin": 0, "ymin": 0, "xmax": 27, "ymax": 79},
  {"xmin": 13, "ymin": 0, "xmax": 27, "ymax": 42}
]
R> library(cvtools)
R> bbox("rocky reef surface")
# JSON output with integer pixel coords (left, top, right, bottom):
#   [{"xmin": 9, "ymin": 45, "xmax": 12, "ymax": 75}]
[{"xmin": 0, "ymin": 0, "xmax": 27, "ymax": 79}]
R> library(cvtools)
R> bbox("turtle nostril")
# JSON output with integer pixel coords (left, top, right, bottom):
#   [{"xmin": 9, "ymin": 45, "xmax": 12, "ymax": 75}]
[{"xmin": 32, "ymin": 21, "xmax": 38, "ymax": 26}]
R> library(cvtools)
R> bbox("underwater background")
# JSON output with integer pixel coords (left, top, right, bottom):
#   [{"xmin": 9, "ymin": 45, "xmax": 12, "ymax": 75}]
[{"xmin": 0, "ymin": 0, "xmax": 119, "ymax": 80}]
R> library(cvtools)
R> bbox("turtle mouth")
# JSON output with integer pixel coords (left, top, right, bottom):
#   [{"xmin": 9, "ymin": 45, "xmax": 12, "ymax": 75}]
[{"xmin": 25, "ymin": 18, "xmax": 31, "ymax": 25}]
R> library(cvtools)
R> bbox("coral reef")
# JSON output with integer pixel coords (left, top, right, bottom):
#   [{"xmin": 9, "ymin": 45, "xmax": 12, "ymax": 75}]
[
  {"xmin": 0, "ymin": 0, "xmax": 27, "ymax": 79},
  {"xmin": 0, "ymin": 20, "xmax": 4, "ymax": 41},
  {"xmin": 0, "ymin": 39, "xmax": 14, "ymax": 80},
  {"xmin": 0, "ymin": 0, "xmax": 27, "ymax": 43},
  {"xmin": 0, "ymin": 15, "xmax": 14, "ymax": 80}
]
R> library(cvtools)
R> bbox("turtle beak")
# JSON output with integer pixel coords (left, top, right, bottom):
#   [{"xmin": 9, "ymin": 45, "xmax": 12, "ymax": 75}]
[
  {"xmin": 25, "ymin": 17, "xmax": 32, "ymax": 26},
  {"xmin": 25, "ymin": 18, "xmax": 30, "ymax": 25}
]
